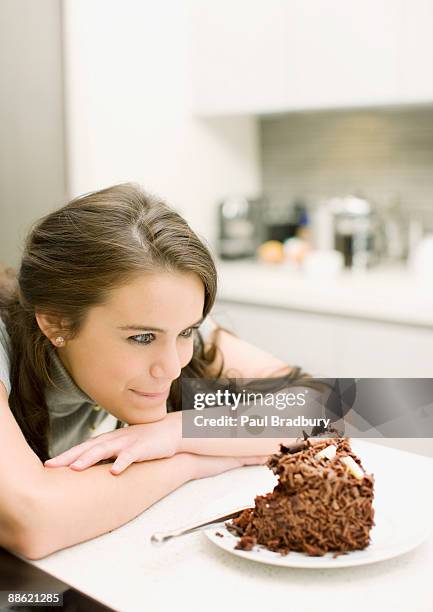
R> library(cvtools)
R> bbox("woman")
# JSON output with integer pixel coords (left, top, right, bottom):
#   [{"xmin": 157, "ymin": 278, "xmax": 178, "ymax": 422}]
[{"xmin": 0, "ymin": 183, "xmax": 306, "ymax": 560}]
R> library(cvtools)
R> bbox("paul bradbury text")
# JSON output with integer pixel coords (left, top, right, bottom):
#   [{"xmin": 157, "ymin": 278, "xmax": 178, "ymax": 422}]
[{"xmin": 193, "ymin": 414, "xmax": 331, "ymax": 429}]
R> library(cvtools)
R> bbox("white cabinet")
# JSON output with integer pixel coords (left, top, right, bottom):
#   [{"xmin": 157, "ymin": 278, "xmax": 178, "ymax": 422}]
[
  {"xmin": 394, "ymin": 0, "xmax": 433, "ymax": 104},
  {"xmin": 214, "ymin": 300, "xmax": 433, "ymax": 377},
  {"xmin": 187, "ymin": 0, "xmax": 433, "ymax": 115},
  {"xmin": 187, "ymin": 0, "xmax": 290, "ymax": 115},
  {"xmin": 282, "ymin": 0, "xmax": 403, "ymax": 111}
]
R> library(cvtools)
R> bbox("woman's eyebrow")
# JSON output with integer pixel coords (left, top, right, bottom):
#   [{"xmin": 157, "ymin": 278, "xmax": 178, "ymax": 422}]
[{"xmin": 117, "ymin": 317, "xmax": 204, "ymax": 333}]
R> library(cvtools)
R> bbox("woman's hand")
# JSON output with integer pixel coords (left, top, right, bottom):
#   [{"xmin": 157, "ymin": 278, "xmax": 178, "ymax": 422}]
[{"xmin": 44, "ymin": 411, "xmax": 183, "ymax": 475}]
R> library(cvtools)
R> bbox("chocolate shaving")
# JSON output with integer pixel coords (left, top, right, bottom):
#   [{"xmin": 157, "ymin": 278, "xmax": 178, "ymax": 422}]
[{"xmin": 227, "ymin": 437, "xmax": 375, "ymax": 557}]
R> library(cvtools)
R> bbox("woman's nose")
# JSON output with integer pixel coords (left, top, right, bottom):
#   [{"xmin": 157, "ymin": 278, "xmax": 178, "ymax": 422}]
[{"xmin": 149, "ymin": 346, "xmax": 182, "ymax": 380}]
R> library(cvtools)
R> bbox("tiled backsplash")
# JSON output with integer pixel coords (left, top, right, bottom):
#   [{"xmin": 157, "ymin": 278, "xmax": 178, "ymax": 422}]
[{"xmin": 260, "ymin": 105, "xmax": 433, "ymax": 229}]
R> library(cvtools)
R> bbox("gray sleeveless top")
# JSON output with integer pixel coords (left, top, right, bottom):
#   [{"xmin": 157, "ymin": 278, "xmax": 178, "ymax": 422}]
[{"xmin": 0, "ymin": 316, "xmax": 217, "ymax": 458}]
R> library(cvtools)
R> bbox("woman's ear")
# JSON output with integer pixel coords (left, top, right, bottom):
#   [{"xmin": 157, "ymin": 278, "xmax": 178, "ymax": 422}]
[{"xmin": 35, "ymin": 312, "xmax": 67, "ymax": 343}]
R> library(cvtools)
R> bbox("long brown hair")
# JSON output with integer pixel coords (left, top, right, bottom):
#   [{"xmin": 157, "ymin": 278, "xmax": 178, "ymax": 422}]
[{"xmin": 0, "ymin": 184, "xmax": 225, "ymax": 462}]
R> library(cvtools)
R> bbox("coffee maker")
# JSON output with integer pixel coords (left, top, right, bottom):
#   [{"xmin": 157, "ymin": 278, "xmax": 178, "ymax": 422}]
[
  {"xmin": 217, "ymin": 196, "xmax": 265, "ymax": 260},
  {"xmin": 313, "ymin": 196, "xmax": 382, "ymax": 269}
]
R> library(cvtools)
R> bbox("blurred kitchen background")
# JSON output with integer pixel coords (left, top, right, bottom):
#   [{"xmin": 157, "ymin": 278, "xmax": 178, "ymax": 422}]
[{"xmin": 1, "ymin": 0, "xmax": 433, "ymax": 454}]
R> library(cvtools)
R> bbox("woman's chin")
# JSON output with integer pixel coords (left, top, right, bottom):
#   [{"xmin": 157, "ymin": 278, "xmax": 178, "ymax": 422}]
[{"xmin": 126, "ymin": 404, "xmax": 168, "ymax": 424}]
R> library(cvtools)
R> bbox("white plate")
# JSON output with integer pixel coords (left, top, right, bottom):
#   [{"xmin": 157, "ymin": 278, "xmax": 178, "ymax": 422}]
[{"xmin": 203, "ymin": 475, "xmax": 433, "ymax": 569}]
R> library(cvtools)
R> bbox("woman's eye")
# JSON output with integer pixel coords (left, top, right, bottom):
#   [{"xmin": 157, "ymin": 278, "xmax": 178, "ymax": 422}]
[
  {"xmin": 129, "ymin": 333, "xmax": 155, "ymax": 345},
  {"xmin": 128, "ymin": 326, "xmax": 199, "ymax": 344},
  {"xmin": 180, "ymin": 326, "xmax": 199, "ymax": 338}
]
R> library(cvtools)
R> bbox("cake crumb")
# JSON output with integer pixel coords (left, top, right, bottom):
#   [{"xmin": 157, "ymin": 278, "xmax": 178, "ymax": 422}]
[{"xmin": 234, "ymin": 535, "xmax": 257, "ymax": 551}]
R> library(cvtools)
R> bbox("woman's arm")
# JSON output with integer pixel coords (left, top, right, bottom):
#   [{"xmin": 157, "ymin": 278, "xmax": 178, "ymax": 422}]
[
  {"xmin": 0, "ymin": 383, "xmax": 265, "ymax": 560},
  {"xmin": 0, "ymin": 381, "xmax": 195, "ymax": 559},
  {"xmin": 180, "ymin": 424, "xmax": 297, "ymax": 457}
]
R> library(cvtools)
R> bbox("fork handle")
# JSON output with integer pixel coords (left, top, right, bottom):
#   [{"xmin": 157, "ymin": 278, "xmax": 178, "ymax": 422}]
[{"xmin": 150, "ymin": 506, "xmax": 250, "ymax": 545}]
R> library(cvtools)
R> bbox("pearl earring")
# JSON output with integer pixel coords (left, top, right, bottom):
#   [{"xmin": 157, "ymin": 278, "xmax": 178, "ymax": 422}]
[{"xmin": 54, "ymin": 336, "xmax": 65, "ymax": 346}]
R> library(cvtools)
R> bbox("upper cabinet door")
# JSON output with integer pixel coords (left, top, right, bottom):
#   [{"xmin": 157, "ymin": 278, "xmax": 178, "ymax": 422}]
[
  {"xmin": 187, "ymin": 0, "xmax": 433, "ymax": 115},
  {"xmin": 187, "ymin": 0, "xmax": 290, "ymax": 115},
  {"xmin": 281, "ymin": 0, "xmax": 403, "ymax": 110},
  {"xmin": 394, "ymin": 0, "xmax": 433, "ymax": 104}
]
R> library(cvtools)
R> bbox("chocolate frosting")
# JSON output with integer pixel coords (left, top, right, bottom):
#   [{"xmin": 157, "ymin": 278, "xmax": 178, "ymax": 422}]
[{"xmin": 228, "ymin": 437, "xmax": 375, "ymax": 557}]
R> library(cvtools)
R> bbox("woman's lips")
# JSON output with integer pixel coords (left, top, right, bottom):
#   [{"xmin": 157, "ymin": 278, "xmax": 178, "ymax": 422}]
[{"xmin": 130, "ymin": 388, "xmax": 170, "ymax": 399}]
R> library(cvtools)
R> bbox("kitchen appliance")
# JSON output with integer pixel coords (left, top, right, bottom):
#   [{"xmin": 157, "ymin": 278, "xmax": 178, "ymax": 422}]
[
  {"xmin": 312, "ymin": 196, "xmax": 383, "ymax": 269},
  {"xmin": 265, "ymin": 200, "xmax": 309, "ymax": 243},
  {"xmin": 217, "ymin": 196, "xmax": 265, "ymax": 260}
]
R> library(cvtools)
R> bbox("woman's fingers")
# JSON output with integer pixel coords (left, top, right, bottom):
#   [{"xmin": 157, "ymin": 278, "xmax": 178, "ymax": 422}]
[
  {"xmin": 110, "ymin": 450, "xmax": 137, "ymax": 475},
  {"xmin": 44, "ymin": 439, "xmax": 98, "ymax": 467},
  {"xmin": 68, "ymin": 441, "xmax": 122, "ymax": 470},
  {"xmin": 44, "ymin": 430, "xmax": 122, "ymax": 467}
]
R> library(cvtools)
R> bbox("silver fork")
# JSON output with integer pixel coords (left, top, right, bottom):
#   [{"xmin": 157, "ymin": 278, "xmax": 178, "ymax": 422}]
[{"xmin": 150, "ymin": 505, "xmax": 251, "ymax": 545}]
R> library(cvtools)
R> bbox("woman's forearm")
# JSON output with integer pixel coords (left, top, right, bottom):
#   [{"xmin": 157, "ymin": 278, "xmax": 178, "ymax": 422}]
[
  {"xmin": 179, "ymin": 436, "xmax": 296, "ymax": 457},
  {"xmin": 14, "ymin": 453, "xmax": 195, "ymax": 560}
]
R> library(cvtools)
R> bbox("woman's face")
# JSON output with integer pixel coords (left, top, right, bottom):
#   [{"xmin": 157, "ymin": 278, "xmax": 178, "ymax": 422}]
[{"xmin": 56, "ymin": 271, "xmax": 205, "ymax": 424}]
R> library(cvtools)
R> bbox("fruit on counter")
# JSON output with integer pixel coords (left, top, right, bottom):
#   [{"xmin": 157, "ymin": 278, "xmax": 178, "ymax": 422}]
[
  {"xmin": 283, "ymin": 237, "xmax": 312, "ymax": 264},
  {"xmin": 257, "ymin": 240, "xmax": 285, "ymax": 263}
]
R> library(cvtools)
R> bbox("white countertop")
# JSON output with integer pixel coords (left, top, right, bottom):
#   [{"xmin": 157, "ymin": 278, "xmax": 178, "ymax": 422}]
[
  {"xmin": 216, "ymin": 260, "xmax": 433, "ymax": 328},
  {"xmin": 25, "ymin": 440, "xmax": 433, "ymax": 612}
]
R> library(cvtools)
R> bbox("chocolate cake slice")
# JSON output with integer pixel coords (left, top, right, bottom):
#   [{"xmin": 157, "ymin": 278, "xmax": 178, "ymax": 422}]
[{"xmin": 226, "ymin": 438, "xmax": 375, "ymax": 557}]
